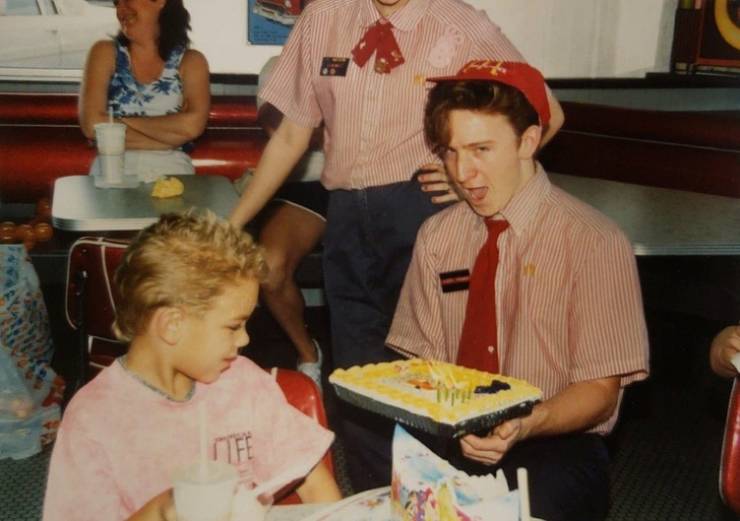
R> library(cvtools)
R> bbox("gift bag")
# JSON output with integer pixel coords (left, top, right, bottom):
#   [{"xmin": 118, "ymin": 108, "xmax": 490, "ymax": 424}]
[{"xmin": 0, "ymin": 244, "xmax": 64, "ymax": 459}]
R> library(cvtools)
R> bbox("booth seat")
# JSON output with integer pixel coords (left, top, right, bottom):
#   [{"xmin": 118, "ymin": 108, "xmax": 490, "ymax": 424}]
[
  {"xmin": 1, "ymin": 93, "xmax": 738, "ymax": 202},
  {"xmin": 0, "ymin": 93, "xmax": 267, "ymax": 203}
]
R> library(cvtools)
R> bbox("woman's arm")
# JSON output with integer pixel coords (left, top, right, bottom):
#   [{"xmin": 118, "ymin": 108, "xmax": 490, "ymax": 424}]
[
  {"xmin": 229, "ymin": 117, "xmax": 314, "ymax": 228},
  {"xmin": 78, "ymin": 40, "xmax": 117, "ymax": 140},
  {"xmin": 296, "ymin": 462, "xmax": 342, "ymax": 503},
  {"xmin": 121, "ymin": 50, "xmax": 211, "ymax": 148}
]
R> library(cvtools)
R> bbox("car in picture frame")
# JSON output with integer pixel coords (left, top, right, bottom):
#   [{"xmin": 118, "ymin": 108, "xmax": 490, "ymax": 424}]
[{"xmin": 0, "ymin": 0, "xmax": 117, "ymax": 69}]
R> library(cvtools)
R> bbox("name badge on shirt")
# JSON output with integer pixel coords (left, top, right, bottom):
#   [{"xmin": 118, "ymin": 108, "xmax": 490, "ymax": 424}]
[
  {"xmin": 320, "ymin": 57, "xmax": 350, "ymax": 77},
  {"xmin": 439, "ymin": 269, "xmax": 470, "ymax": 293}
]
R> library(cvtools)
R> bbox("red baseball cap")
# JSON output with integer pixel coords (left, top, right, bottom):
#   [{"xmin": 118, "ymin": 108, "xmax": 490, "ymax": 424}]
[{"xmin": 427, "ymin": 60, "xmax": 550, "ymax": 126}]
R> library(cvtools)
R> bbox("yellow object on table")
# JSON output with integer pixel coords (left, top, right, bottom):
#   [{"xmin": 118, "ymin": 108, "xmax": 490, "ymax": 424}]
[{"xmin": 151, "ymin": 176, "xmax": 184, "ymax": 198}]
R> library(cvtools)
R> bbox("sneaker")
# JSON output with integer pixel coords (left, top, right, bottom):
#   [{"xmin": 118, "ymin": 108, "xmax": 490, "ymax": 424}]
[{"xmin": 297, "ymin": 339, "xmax": 323, "ymax": 392}]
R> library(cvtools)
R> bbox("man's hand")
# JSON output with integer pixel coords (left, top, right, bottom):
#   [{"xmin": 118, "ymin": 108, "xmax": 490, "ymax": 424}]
[
  {"xmin": 710, "ymin": 325, "xmax": 740, "ymax": 378},
  {"xmin": 459, "ymin": 418, "xmax": 523, "ymax": 466},
  {"xmin": 417, "ymin": 163, "xmax": 459, "ymax": 204}
]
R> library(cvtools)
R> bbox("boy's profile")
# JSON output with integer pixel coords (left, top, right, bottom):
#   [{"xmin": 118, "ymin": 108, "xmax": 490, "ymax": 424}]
[{"xmin": 43, "ymin": 211, "xmax": 340, "ymax": 521}]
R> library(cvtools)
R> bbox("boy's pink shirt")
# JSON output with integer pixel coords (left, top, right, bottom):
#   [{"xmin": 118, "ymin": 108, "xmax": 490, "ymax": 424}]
[{"xmin": 42, "ymin": 356, "xmax": 334, "ymax": 521}]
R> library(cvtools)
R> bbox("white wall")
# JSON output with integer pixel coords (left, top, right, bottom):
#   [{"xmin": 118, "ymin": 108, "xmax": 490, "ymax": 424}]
[{"xmin": 188, "ymin": 0, "xmax": 680, "ymax": 78}]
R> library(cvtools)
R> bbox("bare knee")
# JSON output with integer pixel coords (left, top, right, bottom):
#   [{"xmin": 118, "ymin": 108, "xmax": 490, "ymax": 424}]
[{"xmin": 261, "ymin": 247, "xmax": 292, "ymax": 294}]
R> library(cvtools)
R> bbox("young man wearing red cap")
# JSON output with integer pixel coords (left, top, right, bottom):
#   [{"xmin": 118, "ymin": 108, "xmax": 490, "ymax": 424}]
[
  {"xmin": 387, "ymin": 61, "xmax": 650, "ymax": 521},
  {"xmin": 230, "ymin": 0, "xmax": 564, "ymax": 492}
]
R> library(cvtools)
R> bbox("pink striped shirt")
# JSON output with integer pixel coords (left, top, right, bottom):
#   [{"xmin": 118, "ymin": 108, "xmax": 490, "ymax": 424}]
[
  {"xmin": 259, "ymin": 0, "xmax": 523, "ymax": 190},
  {"xmin": 387, "ymin": 166, "xmax": 650, "ymax": 434}
]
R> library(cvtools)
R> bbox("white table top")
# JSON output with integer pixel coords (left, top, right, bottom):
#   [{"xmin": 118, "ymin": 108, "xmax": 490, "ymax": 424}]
[
  {"xmin": 264, "ymin": 487, "xmax": 544, "ymax": 521},
  {"xmin": 550, "ymin": 173, "xmax": 740, "ymax": 256},
  {"xmin": 51, "ymin": 173, "xmax": 740, "ymax": 255},
  {"xmin": 51, "ymin": 175, "xmax": 239, "ymax": 232}
]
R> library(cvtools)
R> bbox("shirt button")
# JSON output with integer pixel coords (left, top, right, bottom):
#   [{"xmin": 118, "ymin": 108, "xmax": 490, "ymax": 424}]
[{"xmin": 487, "ymin": 345, "xmax": 495, "ymax": 354}]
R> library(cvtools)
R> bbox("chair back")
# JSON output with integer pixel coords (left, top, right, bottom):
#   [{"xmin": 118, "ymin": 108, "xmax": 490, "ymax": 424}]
[
  {"xmin": 720, "ymin": 377, "xmax": 740, "ymax": 514},
  {"xmin": 271, "ymin": 367, "xmax": 334, "ymax": 504},
  {"xmin": 65, "ymin": 237, "xmax": 129, "ymax": 389}
]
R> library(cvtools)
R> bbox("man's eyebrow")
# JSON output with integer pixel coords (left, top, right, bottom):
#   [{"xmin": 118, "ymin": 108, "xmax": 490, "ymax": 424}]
[{"xmin": 463, "ymin": 140, "xmax": 495, "ymax": 148}]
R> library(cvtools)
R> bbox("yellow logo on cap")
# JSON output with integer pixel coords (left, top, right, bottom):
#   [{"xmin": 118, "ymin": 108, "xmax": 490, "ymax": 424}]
[{"xmin": 462, "ymin": 60, "xmax": 507, "ymax": 77}]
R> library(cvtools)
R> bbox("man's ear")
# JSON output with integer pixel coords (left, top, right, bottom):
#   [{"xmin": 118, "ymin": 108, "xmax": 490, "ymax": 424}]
[
  {"xmin": 518, "ymin": 125, "xmax": 542, "ymax": 160},
  {"xmin": 150, "ymin": 306, "xmax": 184, "ymax": 345}
]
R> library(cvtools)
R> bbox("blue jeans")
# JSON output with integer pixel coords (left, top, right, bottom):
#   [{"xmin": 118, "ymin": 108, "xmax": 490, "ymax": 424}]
[{"xmin": 323, "ymin": 179, "xmax": 443, "ymax": 490}]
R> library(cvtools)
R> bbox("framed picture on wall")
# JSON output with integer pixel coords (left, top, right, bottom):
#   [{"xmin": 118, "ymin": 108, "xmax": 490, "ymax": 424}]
[
  {"xmin": 672, "ymin": 0, "xmax": 740, "ymax": 74},
  {"xmin": 247, "ymin": 0, "xmax": 312, "ymax": 45}
]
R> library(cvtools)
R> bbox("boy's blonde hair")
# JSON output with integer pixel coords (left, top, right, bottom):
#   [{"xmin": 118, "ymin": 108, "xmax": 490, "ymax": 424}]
[{"xmin": 113, "ymin": 210, "xmax": 267, "ymax": 342}]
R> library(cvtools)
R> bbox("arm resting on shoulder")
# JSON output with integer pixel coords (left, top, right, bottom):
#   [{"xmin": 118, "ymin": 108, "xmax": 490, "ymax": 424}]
[
  {"xmin": 229, "ymin": 117, "xmax": 314, "ymax": 228},
  {"xmin": 296, "ymin": 461, "xmax": 342, "ymax": 503},
  {"xmin": 710, "ymin": 325, "xmax": 740, "ymax": 378},
  {"xmin": 460, "ymin": 376, "xmax": 619, "ymax": 466},
  {"xmin": 121, "ymin": 50, "xmax": 211, "ymax": 148}
]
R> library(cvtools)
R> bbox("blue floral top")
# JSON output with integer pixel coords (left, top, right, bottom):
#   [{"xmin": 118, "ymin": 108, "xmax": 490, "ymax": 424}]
[{"xmin": 107, "ymin": 40, "xmax": 185, "ymax": 118}]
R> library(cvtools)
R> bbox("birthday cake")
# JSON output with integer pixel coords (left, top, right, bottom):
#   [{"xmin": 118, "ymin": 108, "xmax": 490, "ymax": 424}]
[{"xmin": 329, "ymin": 359, "xmax": 541, "ymax": 437}]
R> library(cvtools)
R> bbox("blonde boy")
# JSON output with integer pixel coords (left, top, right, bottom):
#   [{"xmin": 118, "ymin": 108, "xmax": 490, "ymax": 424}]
[{"xmin": 43, "ymin": 211, "xmax": 340, "ymax": 521}]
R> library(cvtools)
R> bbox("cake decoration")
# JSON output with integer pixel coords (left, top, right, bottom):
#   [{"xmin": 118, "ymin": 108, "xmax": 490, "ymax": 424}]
[{"xmin": 391, "ymin": 424, "xmax": 524, "ymax": 521}]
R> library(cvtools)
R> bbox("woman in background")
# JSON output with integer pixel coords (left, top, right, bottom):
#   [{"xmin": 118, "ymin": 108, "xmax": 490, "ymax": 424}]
[{"xmin": 79, "ymin": 0, "xmax": 209, "ymax": 182}]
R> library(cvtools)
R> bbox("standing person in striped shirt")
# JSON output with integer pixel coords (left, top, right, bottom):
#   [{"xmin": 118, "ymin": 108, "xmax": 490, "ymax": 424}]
[
  {"xmin": 387, "ymin": 61, "xmax": 649, "ymax": 521},
  {"xmin": 229, "ymin": 0, "xmax": 564, "ymax": 492}
]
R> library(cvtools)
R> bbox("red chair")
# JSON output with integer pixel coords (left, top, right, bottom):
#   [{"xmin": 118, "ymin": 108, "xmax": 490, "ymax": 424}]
[
  {"xmin": 65, "ymin": 237, "xmax": 335, "ymax": 503},
  {"xmin": 270, "ymin": 367, "xmax": 335, "ymax": 504},
  {"xmin": 720, "ymin": 377, "xmax": 740, "ymax": 514},
  {"xmin": 65, "ymin": 236, "xmax": 130, "ymax": 394}
]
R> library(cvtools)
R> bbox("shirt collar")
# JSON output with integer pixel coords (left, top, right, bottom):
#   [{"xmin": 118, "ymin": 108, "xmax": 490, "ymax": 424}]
[
  {"xmin": 358, "ymin": 0, "xmax": 430, "ymax": 32},
  {"xmin": 499, "ymin": 162, "xmax": 551, "ymax": 236}
]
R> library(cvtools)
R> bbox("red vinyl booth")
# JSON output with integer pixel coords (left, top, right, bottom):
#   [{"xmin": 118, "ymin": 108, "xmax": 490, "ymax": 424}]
[{"xmin": 720, "ymin": 377, "xmax": 740, "ymax": 515}]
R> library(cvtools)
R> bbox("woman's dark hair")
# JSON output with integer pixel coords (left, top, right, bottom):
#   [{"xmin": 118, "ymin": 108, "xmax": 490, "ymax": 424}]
[
  {"xmin": 116, "ymin": 0, "xmax": 191, "ymax": 61},
  {"xmin": 424, "ymin": 81, "xmax": 538, "ymax": 155}
]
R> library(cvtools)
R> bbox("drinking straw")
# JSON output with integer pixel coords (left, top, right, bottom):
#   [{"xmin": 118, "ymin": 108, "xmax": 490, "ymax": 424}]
[
  {"xmin": 198, "ymin": 401, "xmax": 207, "ymax": 481},
  {"xmin": 108, "ymin": 108, "xmax": 113, "ymax": 124},
  {"xmin": 517, "ymin": 467, "xmax": 530, "ymax": 521}
]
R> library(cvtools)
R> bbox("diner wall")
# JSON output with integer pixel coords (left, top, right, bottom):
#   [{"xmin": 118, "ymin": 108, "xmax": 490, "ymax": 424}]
[{"xmin": 186, "ymin": 0, "xmax": 679, "ymax": 77}]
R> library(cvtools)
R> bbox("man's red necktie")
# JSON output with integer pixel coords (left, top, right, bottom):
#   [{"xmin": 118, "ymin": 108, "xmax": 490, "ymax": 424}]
[
  {"xmin": 351, "ymin": 19, "xmax": 405, "ymax": 74},
  {"xmin": 457, "ymin": 219, "xmax": 509, "ymax": 373}
]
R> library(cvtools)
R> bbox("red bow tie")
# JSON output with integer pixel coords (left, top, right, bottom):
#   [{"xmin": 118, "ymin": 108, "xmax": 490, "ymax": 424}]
[{"xmin": 351, "ymin": 19, "xmax": 405, "ymax": 74}]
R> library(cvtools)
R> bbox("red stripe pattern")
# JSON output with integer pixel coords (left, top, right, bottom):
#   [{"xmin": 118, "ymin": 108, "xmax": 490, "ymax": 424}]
[
  {"xmin": 259, "ymin": 0, "xmax": 523, "ymax": 190},
  {"xmin": 388, "ymin": 166, "xmax": 650, "ymax": 434}
]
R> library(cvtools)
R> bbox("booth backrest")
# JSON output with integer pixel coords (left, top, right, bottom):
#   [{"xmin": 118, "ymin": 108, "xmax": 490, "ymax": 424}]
[
  {"xmin": 540, "ymin": 102, "xmax": 740, "ymax": 198},
  {"xmin": 1, "ymin": 93, "xmax": 738, "ymax": 203},
  {"xmin": 0, "ymin": 93, "xmax": 267, "ymax": 203}
]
